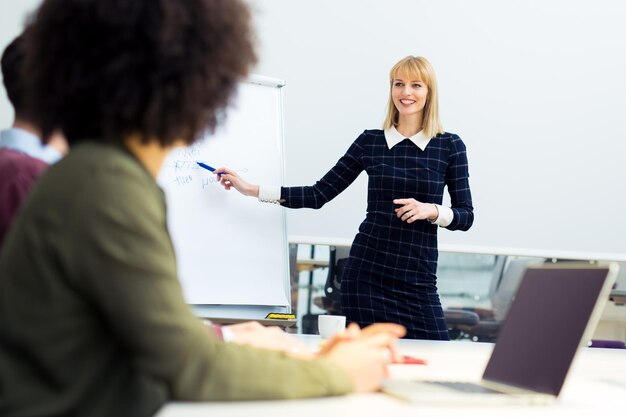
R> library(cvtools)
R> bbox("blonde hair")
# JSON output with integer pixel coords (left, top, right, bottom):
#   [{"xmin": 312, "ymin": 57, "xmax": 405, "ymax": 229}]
[{"xmin": 382, "ymin": 56, "xmax": 444, "ymax": 139}]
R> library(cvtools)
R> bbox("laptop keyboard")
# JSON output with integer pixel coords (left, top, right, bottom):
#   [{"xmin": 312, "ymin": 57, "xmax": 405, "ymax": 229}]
[{"xmin": 427, "ymin": 381, "xmax": 503, "ymax": 394}]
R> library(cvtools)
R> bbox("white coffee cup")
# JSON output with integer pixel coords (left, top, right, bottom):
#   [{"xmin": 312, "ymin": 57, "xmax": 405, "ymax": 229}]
[{"xmin": 318, "ymin": 314, "xmax": 346, "ymax": 339}]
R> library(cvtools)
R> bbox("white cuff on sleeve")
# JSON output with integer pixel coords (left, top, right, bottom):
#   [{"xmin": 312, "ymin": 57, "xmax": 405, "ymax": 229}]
[
  {"xmin": 258, "ymin": 185, "xmax": 281, "ymax": 204},
  {"xmin": 431, "ymin": 205, "xmax": 453, "ymax": 227}
]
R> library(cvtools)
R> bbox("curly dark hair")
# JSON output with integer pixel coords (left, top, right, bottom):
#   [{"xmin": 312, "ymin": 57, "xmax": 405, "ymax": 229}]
[
  {"xmin": 22, "ymin": 0, "xmax": 257, "ymax": 146},
  {"xmin": 1, "ymin": 34, "xmax": 29, "ymax": 119}
]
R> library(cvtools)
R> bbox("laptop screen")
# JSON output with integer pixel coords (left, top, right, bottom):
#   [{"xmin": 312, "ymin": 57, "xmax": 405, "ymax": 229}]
[{"xmin": 482, "ymin": 265, "xmax": 612, "ymax": 395}]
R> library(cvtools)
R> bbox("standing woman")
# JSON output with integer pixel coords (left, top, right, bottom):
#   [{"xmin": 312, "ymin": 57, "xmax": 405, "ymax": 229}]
[{"xmin": 218, "ymin": 56, "xmax": 474, "ymax": 340}]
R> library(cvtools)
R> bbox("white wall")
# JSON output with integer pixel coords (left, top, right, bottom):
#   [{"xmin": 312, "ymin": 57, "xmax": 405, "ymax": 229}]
[
  {"xmin": 3, "ymin": 0, "xmax": 626, "ymax": 259},
  {"xmin": 249, "ymin": 0, "xmax": 626, "ymax": 259},
  {"xmin": 0, "ymin": 0, "xmax": 42, "ymax": 127}
]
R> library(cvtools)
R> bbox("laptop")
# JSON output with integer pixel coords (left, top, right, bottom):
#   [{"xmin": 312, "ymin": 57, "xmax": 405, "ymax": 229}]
[{"xmin": 382, "ymin": 262, "xmax": 618, "ymax": 405}]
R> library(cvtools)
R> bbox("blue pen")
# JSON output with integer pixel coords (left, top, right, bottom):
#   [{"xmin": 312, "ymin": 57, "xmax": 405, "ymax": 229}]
[{"xmin": 197, "ymin": 161, "xmax": 224, "ymax": 176}]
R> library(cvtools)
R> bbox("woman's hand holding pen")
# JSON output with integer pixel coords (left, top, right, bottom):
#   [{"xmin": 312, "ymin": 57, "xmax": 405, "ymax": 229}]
[
  {"xmin": 214, "ymin": 168, "xmax": 259, "ymax": 197},
  {"xmin": 393, "ymin": 198, "xmax": 438, "ymax": 223},
  {"xmin": 319, "ymin": 322, "xmax": 405, "ymax": 392},
  {"xmin": 319, "ymin": 322, "xmax": 405, "ymax": 357},
  {"xmin": 210, "ymin": 320, "xmax": 406, "ymax": 392}
]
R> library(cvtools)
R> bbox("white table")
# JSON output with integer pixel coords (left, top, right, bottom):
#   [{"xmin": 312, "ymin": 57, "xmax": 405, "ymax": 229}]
[{"xmin": 155, "ymin": 335, "xmax": 626, "ymax": 417}]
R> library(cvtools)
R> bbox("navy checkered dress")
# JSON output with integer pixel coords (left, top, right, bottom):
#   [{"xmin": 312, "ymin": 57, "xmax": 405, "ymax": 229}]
[{"xmin": 281, "ymin": 129, "xmax": 474, "ymax": 339}]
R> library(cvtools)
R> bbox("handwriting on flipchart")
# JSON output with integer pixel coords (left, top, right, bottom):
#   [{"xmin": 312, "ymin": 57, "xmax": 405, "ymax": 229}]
[
  {"xmin": 165, "ymin": 162, "xmax": 248, "ymax": 189},
  {"xmin": 163, "ymin": 145, "xmax": 249, "ymax": 189}
]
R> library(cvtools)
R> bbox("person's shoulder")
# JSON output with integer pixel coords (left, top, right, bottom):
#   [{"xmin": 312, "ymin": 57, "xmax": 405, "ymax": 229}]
[
  {"xmin": 433, "ymin": 131, "xmax": 466, "ymax": 150},
  {"xmin": 44, "ymin": 142, "xmax": 158, "ymax": 203},
  {"xmin": 434, "ymin": 131, "xmax": 461, "ymax": 141},
  {"xmin": 63, "ymin": 142, "xmax": 149, "ymax": 181},
  {"xmin": 39, "ymin": 142, "xmax": 166, "ymax": 226},
  {"xmin": 362, "ymin": 129, "xmax": 384, "ymax": 137},
  {"xmin": 341, "ymin": 129, "xmax": 384, "ymax": 151},
  {"xmin": 0, "ymin": 147, "xmax": 47, "ymax": 166},
  {"xmin": 0, "ymin": 148, "xmax": 48, "ymax": 177},
  {"xmin": 356, "ymin": 129, "xmax": 385, "ymax": 144}
]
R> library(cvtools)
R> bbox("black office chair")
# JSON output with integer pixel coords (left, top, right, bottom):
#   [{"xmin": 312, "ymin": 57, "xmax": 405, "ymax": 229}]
[
  {"xmin": 300, "ymin": 245, "xmax": 351, "ymax": 334},
  {"xmin": 313, "ymin": 245, "xmax": 350, "ymax": 315},
  {"xmin": 446, "ymin": 256, "xmax": 546, "ymax": 342},
  {"xmin": 443, "ymin": 309, "xmax": 480, "ymax": 340}
]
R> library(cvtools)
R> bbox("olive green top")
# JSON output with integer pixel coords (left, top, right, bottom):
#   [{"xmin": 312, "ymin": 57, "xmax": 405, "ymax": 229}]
[{"xmin": 0, "ymin": 142, "xmax": 351, "ymax": 417}]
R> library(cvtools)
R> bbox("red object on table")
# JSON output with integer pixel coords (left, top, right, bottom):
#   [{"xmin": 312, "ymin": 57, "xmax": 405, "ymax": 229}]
[{"xmin": 399, "ymin": 355, "xmax": 427, "ymax": 365}]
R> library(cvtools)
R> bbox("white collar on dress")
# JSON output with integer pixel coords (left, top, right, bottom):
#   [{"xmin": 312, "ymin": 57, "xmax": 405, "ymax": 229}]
[{"xmin": 384, "ymin": 126, "xmax": 430, "ymax": 151}]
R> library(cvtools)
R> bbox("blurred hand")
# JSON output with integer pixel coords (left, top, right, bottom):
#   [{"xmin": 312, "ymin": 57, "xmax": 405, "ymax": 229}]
[
  {"xmin": 225, "ymin": 321, "xmax": 312, "ymax": 358},
  {"xmin": 214, "ymin": 167, "xmax": 259, "ymax": 197},
  {"xmin": 318, "ymin": 322, "xmax": 405, "ymax": 392},
  {"xmin": 393, "ymin": 198, "xmax": 438, "ymax": 223},
  {"xmin": 319, "ymin": 323, "xmax": 405, "ymax": 361},
  {"xmin": 356, "ymin": 322, "xmax": 407, "ymax": 338}
]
